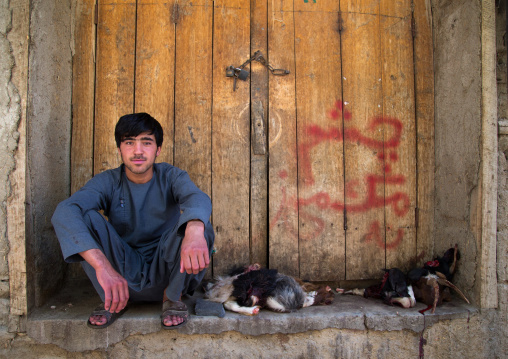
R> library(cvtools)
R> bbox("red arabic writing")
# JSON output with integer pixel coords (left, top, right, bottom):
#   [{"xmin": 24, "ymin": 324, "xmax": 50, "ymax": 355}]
[{"xmin": 270, "ymin": 100, "xmax": 410, "ymax": 249}]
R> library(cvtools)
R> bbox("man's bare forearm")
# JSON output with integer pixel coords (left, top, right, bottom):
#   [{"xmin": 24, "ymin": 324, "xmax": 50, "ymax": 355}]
[
  {"xmin": 185, "ymin": 219, "xmax": 205, "ymax": 234},
  {"xmin": 79, "ymin": 248, "xmax": 129, "ymax": 312},
  {"xmin": 80, "ymin": 248, "xmax": 113, "ymax": 271}
]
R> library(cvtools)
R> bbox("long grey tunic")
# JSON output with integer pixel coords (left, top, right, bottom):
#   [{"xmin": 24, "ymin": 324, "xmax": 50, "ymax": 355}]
[{"xmin": 51, "ymin": 163, "xmax": 213, "ymax": 301}]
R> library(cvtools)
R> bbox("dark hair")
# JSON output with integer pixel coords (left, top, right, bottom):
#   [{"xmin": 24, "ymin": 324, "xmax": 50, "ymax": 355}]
[{"xmin": 114, "ymin": 113, "xmax": 163, "ymax": 148}]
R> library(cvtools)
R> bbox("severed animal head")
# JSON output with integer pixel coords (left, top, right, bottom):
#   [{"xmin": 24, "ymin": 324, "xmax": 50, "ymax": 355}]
[
  {"xmin": 297, "ymin": 279, "xmax": 335, "ymax": 306},
  {"xmin": 370, "ymin": 268, "xmax": 415, "ymax": 308},
  {"xmin": 408, "ymin": 245, "xmax": 469, "ymax": 313},
  {"xmin": 342, "ymin": 268, "xmax": 415, "ymax": 309},
  {"xmin": 232, "ymin": 268, "xmax": 279, "ymax": 307}
]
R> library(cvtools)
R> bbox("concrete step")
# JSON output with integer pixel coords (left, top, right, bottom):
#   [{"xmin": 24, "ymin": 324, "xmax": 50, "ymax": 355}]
[{"xmin": 26, "ymin": 280, "xmax": 477, "ymax": 352}]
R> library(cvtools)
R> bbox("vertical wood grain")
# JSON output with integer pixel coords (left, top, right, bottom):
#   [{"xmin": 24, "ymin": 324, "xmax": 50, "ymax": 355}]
[
  {"xmin": 294, "ymin": 0, "xmax": 344, "ymax": 280},
  {"xmin": 381, "ymin": 0, "xmax": 416, "ymax": 272},
  {"xmin": 212, "ymin": 0, "xmax": 251, "ymax": 274},
  {"xmin": 135, "ymin": 0, "xmax": 175, "ymax": 164},
  {"xmin": 71, "ymin": 0, "xmax": 95, "ymax": 193},
  {"xmin": 173, "ymin": 0, "xmax": 213, "ymax": 197},
  {"xmin": 8, "ymin": 0, "xmax": 30, "ymax": 321},
  {"xmin": 342, "ymin": 0, "xmax": 385, "ymax": 279},
  {"xmin": 94, "ymin": 0, "xmax": 136, "ymax": 174},
  {"xmin": 249, "ymin": 0, "xmax": 269, "ymax": 267},
  {"xmin": 268, "ymin": 0, "xmax": 298, "ymax": 276},
  {"xmin": 414, "ymin": 0, "xmax": 434, "ymax": 266}
]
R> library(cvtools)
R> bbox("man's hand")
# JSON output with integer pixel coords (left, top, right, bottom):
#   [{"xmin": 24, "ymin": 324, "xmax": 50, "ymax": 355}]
[
  {"xmin": 180, "ymin": 220, "xmax": 209, "ymax": 275},
  {"xmin": 80, "ymin": 249, "xmax": 129, "ymax": 313}
]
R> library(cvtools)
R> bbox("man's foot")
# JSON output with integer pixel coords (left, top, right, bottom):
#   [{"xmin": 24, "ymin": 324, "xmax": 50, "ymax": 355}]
[
  {"xmin": 161, "ymin": 299, "xmax": 188, "ymax": 329},
  {"xmin": 87, "ymin": 303, "xmax": 127, "ymax": 329},
  {"xmin": 89, "ymin": 313, "xmax": 108, "ymax": 326}
]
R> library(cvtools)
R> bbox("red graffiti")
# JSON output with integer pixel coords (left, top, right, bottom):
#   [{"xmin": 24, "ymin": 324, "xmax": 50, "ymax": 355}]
[
  {"xmin": 362, "ymin": 221, "xmax": 404, "ymax": 250},
  {"xmin": 294, "ymin": 174, "xmax": 409, "ymax": 217},
  {"xmin": 299, "ymin": 117, "xmax": 403, "ymax": 186},
  {"xmin": 328, "ymin": 100, "xmax": 352, "ymax": 121},
  {"xmin": 270, "ymin": 100, "xmax": 410, "ymax": 250}
]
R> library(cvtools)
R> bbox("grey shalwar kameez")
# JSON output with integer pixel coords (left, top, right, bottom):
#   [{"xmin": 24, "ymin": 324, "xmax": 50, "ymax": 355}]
[{"xmin": 51, "ymin": 163, "xmax": 214, "ymax": 302}]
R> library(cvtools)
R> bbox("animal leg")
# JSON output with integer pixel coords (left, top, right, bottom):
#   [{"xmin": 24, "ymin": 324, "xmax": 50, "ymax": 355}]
[
  {"xmin": 429, "ymin": 278, "xmax": 439, "ymax": 314},
  {"xmin": 302, "ymin": 291, "xmax": 317, "ymax": 308},
  {"xmin": 343, "ymin": 288, "xmax": 366, "ymax": 296},
  {"xmin": 224, "ymin": 300, "xmax": 260, "ymax": 316},
  {"xmin": 265, "ymin": 297, "xmax": 290, "ymax": 312},
  {"xmin": 407, "ymin": 285, "xmax": 416, "ymax": 307}
]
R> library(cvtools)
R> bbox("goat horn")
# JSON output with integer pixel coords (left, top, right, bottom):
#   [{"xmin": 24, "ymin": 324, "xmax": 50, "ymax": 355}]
[
  {"xmin": 435, "ymin": 271, "xmax": 447, "ymax": 279},
  {"xmin": 436, "ymin": 278, "xmax": 470, "ymax": 304},
  {"xmin": 449, "ymin": 243, "xmax": 458, "ymax": 275}
]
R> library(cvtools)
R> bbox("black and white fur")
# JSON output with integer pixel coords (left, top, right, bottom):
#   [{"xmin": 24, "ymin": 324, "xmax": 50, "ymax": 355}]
[
  {"xmin": 341, "ymin": 268, "xmax": 416, "ymax": 309},
  {"xmin": 204, "ymin": 265, "xmax": 328, "ymax": 315}
]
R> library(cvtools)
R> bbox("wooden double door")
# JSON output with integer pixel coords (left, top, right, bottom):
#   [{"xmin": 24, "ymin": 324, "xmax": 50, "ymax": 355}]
[{"xmin": 72, "ymin": 0, "xmax": 433, "ymax": 281}]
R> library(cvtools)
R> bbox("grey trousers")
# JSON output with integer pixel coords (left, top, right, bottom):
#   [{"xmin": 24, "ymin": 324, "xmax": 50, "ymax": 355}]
[{"xmin": 81, "ymin": 210, "xmax": 214, "ymax": 303}]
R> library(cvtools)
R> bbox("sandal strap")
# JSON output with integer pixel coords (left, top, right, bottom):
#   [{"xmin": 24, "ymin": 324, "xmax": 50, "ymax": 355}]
[
  {"xmin": 162, "ymin": 300, "xmax": 187, "ymax": 313},
  {"xmin": 161, "ymin": 300, "xmax": 189, "ymax": 329},
  {"xmin": 90, "ymin": 303, "xmax": 113, "ymax": 321}
]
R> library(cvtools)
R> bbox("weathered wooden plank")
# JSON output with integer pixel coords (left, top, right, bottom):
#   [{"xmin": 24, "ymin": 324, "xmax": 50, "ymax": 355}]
[
  {"xmin": 173, "ymin": 0, "xmax": 213, "ymax": 278},
  {"xmin": 94, "ymin": 0, "xmax": 136, "ymax": 174},
  {"xmin": 342, "ymin": 0, "xmax": 379, "ymax": 14},
  {"xmin": 7, "ymin": 0, "xmax": 30, "ymax": 322},
  {"xmin": 212, "ymin": 0, "xmax": 251, "ymax": 274},
  {"xmin": 294, "ymin": 0, "xmax": 344, "ymax": 280},
  {"xmin": 69, "ymin": 0, "xmax": 97, "ymax": 281},
  {"xmin": 135, "ymin": 0, "xmax": 175, "ymax": 165},
  {"xmin": 249, "ymin": 0, "xmax": 269, "ymax": 267},
  {"xmin": 480, "ymin": 0, "xmax": 498, "ymax": 309},
  {"xmin": 413, "ymin": 0, "xmax": 434, "ymax": 266},
  {"xmin": 381, "ymin": 0, "xmax": 416, "ymax": 272},
  {"xmin": 71, "ymin": 0, "xmax": 95, "ymax": 193},
  {"xmin": 268, "ymin": 0, "xmax": 298, "ymax": 277},
  {"xmin": 173, "ymin": 0, "xmax": 213, "ymax": 196},
  {"xmin": 341, "ymin": 0, "xmax": 385, "ymax": 279}
]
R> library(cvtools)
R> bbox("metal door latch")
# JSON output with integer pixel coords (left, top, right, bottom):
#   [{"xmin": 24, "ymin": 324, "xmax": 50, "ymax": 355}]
[{"xmin": 226, "ymin": 50, "xmax": 290, "ymax": 91}]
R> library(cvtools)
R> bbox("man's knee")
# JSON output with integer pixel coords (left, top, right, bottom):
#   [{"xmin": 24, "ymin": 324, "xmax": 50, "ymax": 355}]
[{"xmin": 83, "ymin": 210, "xmax": 108, "ymax": 228}]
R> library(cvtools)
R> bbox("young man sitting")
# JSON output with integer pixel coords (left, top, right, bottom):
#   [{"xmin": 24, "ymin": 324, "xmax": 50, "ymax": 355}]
[{"xmin": 52, "ymin": 113, "xmax": 214, "ymax": 329}]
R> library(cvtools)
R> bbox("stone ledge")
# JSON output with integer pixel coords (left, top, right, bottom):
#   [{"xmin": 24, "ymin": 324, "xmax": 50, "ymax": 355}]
[{"xmin": 26, "ymin": 280, "xmax": 477, "ymax": 352}]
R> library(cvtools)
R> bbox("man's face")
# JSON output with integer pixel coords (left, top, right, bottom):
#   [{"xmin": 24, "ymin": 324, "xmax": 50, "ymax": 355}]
[{"xmin": 117, "ymin": 132, "xmax": 161, "ymax": 183}]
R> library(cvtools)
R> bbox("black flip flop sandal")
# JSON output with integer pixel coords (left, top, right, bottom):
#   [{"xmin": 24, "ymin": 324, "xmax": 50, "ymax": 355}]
[
  {"xmin": 161, "ymin": 300, "xmax": 188, "ymax": 329},
  {"xmin": 87, "ymin": 303, "xmax": 128, "ymax": 329}
]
